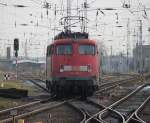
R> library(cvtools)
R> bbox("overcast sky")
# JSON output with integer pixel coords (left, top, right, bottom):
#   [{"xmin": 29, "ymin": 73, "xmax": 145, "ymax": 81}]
[{"xmin": 0, "ymin": 0, "xmax": 150, "ymax": 57}]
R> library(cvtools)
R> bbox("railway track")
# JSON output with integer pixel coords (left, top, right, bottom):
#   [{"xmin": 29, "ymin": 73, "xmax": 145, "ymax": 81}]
[
  {"xmin": 70, "ymin": 99, "xmax": 105, "ymax": 122},
  {"xmin": 84, "ymin": 81, "xmax": 148, "ymax": 123},
  {"xmin": 89, "ymin": 76, "xmax": 141, "ymax": 106},
  {"xmin": 25, "ymin": 74, "xmax": 137, "ymax": 100},
  {"xmin": 101, "ymin": 74, "xmax": 131, "ymax": 83},
  {"xmin": 96, "ymin": 76, "xmax": 140, "ymax": 94},
  {"xmin": 0, "ymin": 96, "xmax": 58, "ymax": 123},
  {"xmin": 98, "ymin": 84, "xmax": 150, "ymax": 123},
  {"xmin": 24, "ymin": 101, "xmax": 85, "ymax": 123},
  {"xmin": 19, "ymin": 73, "xmax": 48, "ymax": 93},
  {"xmin": 131, "ymin": 95, "xmax": 150, "ymax": 123},
  {"xmin": 0, "ymin": 96, "xmax": 108, "ymax": 123},
  {"xmin": 0, "ymin": 97, "xmax": 94, "ymax": 123},
  {"xmin": 18, "ymin": 74, "xmax": 42, "ymax": 80},
  {"xmin": 69, "ymin": 76, "xmax": 141, "ymax": 123},
  {"xmin": 0, "ymin": 75, "xmax": 146, "ymax": 123},
  {"xmin": 27, "ymin": 79, "xmax": 49, "ymax": 93}
]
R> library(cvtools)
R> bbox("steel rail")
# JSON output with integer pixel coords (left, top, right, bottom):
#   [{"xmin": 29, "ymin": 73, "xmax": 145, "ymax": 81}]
[
  {"xmin": 66, "ymin": 102, "xmax": 87, "ymax": 123},
  {"xmin": 125, "ymin": 117, "xmax": 142, "ymax": 123},
  {"xmin": 17, "ymin": 73, "xmax": 41, "ymax": 80},
  {"xmin": 99, "ymin": 108, "xmax": 125, "ymax": 123},
  {"xmin": 27, "ymin": 79, "xmax": 49, "ymax": 93},
  {"xmin": 95, "ymin": 76, "xmax": 139, "ymax": 94},
  {"xmin": 108, "ymin": 84, "xmax": 148, "ymax": 108},
  {"xmin": 98, "ymin": 84, "xmax": 149, "ymax": 123},
  {"xmin": 0, "ymin": 100, "xmax": 41, "ymax": 115},
  {"xmin": 0, "ymin": 101, "xmax": 66, "ymax": 123},
  {"xmin": 84, "ymin": 109, "xmax": 102, "ymax": 123},
  {"xmin": 99, "ymin": 77, "xmax": 135, "ymax": 88},
  {"xmin": 0, "ymin": 97, "xmax": 79, "ymax": 122},
  {"xmin": 101, "ymin": 75, "xmax": 121, "ymax": 82},
  {"xmin": 69, "ymin": 98, "xmax": 106, "ymax": 123},
  {"xmin": 33, "ymin": 79, "xmax": 45, "ymax": 83},
  {"xmin": 80, "ymin": 101, "xmax": 105, "ymax": 123},
  {"xmin": 85, "ymin": 84, "xmax": 147, "ymax": 123},
  {"xmin": 84, "ymin": 99, "xmax": 107, "ymax": 123},
  {"xmin": 133, "ymin": 96, "xmax": 150, "ymax": 123},
  {"xmin": 0, "ymin": 96, "xmax": 56, "ymax": 122},
  {"xmin": 0, "ymin": 95, "xmax": 56, "ymax": 115},
  {"xmin": 0, "ymin": 95, "xmax": 88, "ymax": 123},
  {"xmin": 127, "ymin": 118, "xmax": 142, "ymax": 123}
]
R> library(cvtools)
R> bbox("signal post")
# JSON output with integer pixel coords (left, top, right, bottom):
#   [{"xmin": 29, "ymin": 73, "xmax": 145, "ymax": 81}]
[{"xmin": 14, "ymin": 38, "xmax": 19, "ymax": 80}]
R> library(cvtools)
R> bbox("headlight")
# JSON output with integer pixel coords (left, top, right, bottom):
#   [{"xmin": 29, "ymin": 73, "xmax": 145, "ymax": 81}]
[
  {"xmin": 60, "ymin": 65, "xmax": 72, "ymax": 72},
  {"xmin": 80, "ymin": 66, "xmax": 88, "ymax": 71},
  {"xmin": 80, "ymin": 65, "xmax": 91, "ymax": 72}
]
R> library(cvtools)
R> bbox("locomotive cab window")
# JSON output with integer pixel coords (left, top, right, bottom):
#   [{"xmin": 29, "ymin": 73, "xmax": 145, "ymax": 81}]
[
  {"xmin": 79, "ymin": 44, "xmax": 95, "ymax": 55},
  {"xmin": 47, "ymin": 45, "xmax": 54, "ymax": 56},
  {"xmin": 56, "ymin": 44, "xmax": 72, "ymax": 55}
]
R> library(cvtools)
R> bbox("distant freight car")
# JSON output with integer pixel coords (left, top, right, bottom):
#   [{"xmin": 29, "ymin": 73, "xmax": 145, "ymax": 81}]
[{"xmin": 46, "ymin": 31, "xmax": 100, "ymax": 97}]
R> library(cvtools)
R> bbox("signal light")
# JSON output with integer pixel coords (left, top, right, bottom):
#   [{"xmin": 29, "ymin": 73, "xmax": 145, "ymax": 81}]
[{"xmin": 14, "ymin": 38, "xmax": 19, "ymax": 51}]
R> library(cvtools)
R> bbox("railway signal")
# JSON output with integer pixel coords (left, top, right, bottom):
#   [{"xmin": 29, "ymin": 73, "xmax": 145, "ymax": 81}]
[
  {"xmin": 14, "ymin": 38, "xmax": 19, "ymax": 51},
  {"xmin": 14, "ymin": 38, "xmax": 19, "ymax": 80},
  {"xmin": 14, "ymin": 38, "xmax": 19, "ymax": 58}
]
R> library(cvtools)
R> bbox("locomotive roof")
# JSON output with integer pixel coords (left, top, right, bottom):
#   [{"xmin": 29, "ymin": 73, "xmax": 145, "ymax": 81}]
[
  {"xmin": 54, "ymin": 31, "xmax": 89, "ymax": 40},
  {"xmin": 53, "ymin": 39, "xmax": 96, "ymax": 45},
  {"xmin": 49, "ymin": 31, "xmax": 97, "ymax": 46}
]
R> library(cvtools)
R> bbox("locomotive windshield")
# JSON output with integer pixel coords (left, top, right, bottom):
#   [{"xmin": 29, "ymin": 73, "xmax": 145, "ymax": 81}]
[
  {"xmin": 56, "ymin": 44, "xmax": 72, "ymax": 55},
  {"xmin": 79, "ymin": 44, "xmax": 95, "ymax": 55},
  {"xmin": 47, "ymin": 45, "xmax": 54, "ymax": 56}
]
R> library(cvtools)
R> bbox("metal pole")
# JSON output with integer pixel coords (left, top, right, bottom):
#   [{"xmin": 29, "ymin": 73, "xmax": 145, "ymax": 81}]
[
  {"xmin": 10, "ymin": 110, "xmax": 17, "ymax": 123},
  {"xmin": 25, "ymin": 39, "xmax": 27, "ymax": 58},
  {"xmin": 13, "ymin": 115, "xmax": 15, "ymax": 123},
  {"xmin": 110, "ymin": 45, "xmax": 112, "ymax": 73},
  {"xmin": 66, "ymin": 0, "xmax": 71, "ymax": 31},
  {"xmin": 126, "ymin": 18, "xmax": 130, "ymax": 73},
  {"xmin": 138, "ymin": 20, "xmax": 143, "ymax": 74},
  {"xmin": 133, "ymin": 29, "xmax": 137, "ymax": 72},
  {"xmin": 84, "ymin": 0, "xmax": 87, "ymax": 32},
  {"xmin": 16, "ymin": 57, "xmax": 18, "ymax": 80}
]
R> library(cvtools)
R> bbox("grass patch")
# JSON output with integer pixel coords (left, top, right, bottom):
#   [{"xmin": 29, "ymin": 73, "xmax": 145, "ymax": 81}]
[
  {"xmin": 0, "ymin": 71, "xmax": 4, "ymax": 80},
  {"xmin": 0, "ymin": 70, "xmax": 45, "ymax": 110},
  {"xmin": 0, "ymin": 97, "xmax": 20, "ymax": 109},
  {"xmin": 0, "ymin": 80, "xmax": 43, "ymax": 110},
  {"xmin": 0, "ymin": 80, "xmax": 42, "ymax": 96},
  {"xmin": 0, "ymin": 80, "xmax": 23, "ymax": 89}
]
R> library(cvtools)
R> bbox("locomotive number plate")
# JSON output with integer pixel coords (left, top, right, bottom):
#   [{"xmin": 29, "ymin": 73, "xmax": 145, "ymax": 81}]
[{"xmin": 72, "ymin": 66, "xmax": 79, "ymax": 71}]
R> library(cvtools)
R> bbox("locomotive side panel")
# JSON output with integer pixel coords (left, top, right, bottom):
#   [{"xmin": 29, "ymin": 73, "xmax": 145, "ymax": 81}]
[{"xmin": 46, "ymin": 45, "xmax": 54, "ymax": 81}]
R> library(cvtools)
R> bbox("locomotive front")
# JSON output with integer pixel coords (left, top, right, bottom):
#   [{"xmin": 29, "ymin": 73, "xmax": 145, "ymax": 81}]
[{"xmin": 46, "ymin": 32, "xmax": 100, "ymax": 97}]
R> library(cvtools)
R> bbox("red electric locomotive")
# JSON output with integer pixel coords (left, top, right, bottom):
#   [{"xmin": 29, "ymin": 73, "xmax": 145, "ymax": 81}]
[{"xmin": 46, "ymin": 31, "xmax": 100, "ymax": 97}]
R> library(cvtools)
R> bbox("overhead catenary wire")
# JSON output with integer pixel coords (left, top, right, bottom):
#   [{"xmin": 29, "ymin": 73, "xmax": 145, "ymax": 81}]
[{"xmin": 0, "ymin": 0, "xmax": 150, "ymax": 56}]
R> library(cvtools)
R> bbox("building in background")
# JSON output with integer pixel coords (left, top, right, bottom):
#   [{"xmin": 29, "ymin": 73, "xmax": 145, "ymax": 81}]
[
  {"xmin": 133, "ymin": 44, "xmax": 150, "ymax": 73},
  {"xmin": 101, "ymin": 54, "xmax": 132, "ymax": 74},
  {"xmin": 6, "ymin": 47, "xmax": 11, "ymax": 59}
]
